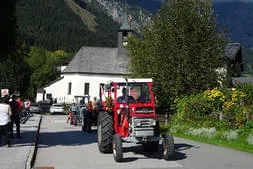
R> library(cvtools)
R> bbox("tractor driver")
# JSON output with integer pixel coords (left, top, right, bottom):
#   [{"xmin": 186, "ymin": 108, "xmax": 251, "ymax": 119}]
[{"xmin": 117, "ymin": 87, "xmax": 135, "ymax": 103}]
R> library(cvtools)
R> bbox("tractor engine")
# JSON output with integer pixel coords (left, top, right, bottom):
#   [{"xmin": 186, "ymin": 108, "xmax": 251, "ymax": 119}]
[{"xmin": 130, "ymin": 116, "xmax": 156, "ymax": 137}]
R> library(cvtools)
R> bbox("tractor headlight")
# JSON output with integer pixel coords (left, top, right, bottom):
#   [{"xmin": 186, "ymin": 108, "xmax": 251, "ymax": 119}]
[
  {"xmin": 134, "ymin": 119, "xmax": 141, "ymax": 127},
  {"xmin": 152, "ymin": 119, "xmax": 156, "ymax": 126}
]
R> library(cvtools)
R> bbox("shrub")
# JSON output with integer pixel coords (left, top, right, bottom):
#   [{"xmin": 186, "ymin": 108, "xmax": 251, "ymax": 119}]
[
  {"xmin": 204, "ymin": 88, "xmax": 225, "ymax": 113},
  {"xmin": 168, "ymin": 123, "xmax": 189, "ymax": 134},
  {"xmin": 247, "ymin": 133, "xmax": 253, "ymax": 145},
  {"xmin": 245, "ymin": 121, "xmax": 253, "ymax": 129},
  {"xmin": 214, "ymin": 120, "xmax": 230, "ymax": 130},
  {"xmin": 173, "ymin": 86, "xmax": 253, "ymax": 130},
  {"xmin": 174, "ymin": 93, "xmax": 212, "ymax": 123},
  {"xmin": 236, "ymin": 83, "xmax": 253, "ymax": 105},
  {"xmin": 186, "ymin": 127, "xmax": 217, "ymax": 139},
  {"xmin": 221, "ymin": 130, "xmax": 239, "ymax": 141}
]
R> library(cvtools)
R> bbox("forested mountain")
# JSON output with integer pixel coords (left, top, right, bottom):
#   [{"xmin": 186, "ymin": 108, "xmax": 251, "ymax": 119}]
[
  {"xmin": 16, "ymin": 0, "xmax": 253, "ymax": 51},
  {"xmin": 16, "ymin": 0, "xmax": 121, "ymax": 52},
  {"xmin": 16, "ymin": 0, "xmax": 150, "ymax": 53}
]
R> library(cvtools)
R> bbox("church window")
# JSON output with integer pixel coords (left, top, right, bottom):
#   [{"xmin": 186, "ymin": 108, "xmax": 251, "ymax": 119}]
[
  {"xmin": 84, "ymin": 83, "xmax": 89, "ymax": 95},
  {"xmin": 68, "ymin": 82, "xmax": 72, "ymax": 95}
]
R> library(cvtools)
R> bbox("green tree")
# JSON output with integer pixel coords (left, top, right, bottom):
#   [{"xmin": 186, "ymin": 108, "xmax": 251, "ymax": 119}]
[
  {"xmin": 128, "ymin": 0, "xmax": 228, "ymax": 110},
  {"xmin": 0, "ymin": 0, "xmax": 17, "ymax": 59},
  {"xmin": 0, "ymin": 0, "xmax": 30, "ymax": 96},
  {"xmin": 26, "ymin": 47, "xmax": 72, "ymax": 97}
]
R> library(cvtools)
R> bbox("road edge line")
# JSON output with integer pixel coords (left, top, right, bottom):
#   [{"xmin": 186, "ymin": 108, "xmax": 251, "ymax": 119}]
[{"xmin": 25, "ymin": 115, "xmax": 42, "ymax": 169}]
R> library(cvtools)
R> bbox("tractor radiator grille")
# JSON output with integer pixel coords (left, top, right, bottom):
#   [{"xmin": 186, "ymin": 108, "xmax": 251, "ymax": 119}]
[{"xmin": 135, "ymin": 107, "xmax": 154, "ymax": 114}]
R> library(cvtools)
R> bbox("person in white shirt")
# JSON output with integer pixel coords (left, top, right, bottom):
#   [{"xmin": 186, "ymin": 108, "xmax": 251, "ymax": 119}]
[
  {"xmin": 0, "ymin": 95, "xmax": 12, "ymax": 147},
  {"xmin": 24, "ymin": 98, "xmax": 31, "ymax": 116}
]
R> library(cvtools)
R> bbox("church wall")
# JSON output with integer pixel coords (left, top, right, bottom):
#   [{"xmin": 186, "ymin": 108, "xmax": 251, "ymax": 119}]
[{"xmin": 36, "ymin": 73, "xmax": 127, "ymax": 104}]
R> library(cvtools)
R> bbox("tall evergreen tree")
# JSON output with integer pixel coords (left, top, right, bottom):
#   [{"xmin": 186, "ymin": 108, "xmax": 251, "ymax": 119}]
[
  {"xmin": 0, "ymin": 0, "xmax": 17, "ymax": 59},
  {"xmin": 128, "ymin": 0, "xmax": 228, "ymax": 109},
  {"xmin": 0, "ymin": 0, "xmax": 30, "ymax": 95}
]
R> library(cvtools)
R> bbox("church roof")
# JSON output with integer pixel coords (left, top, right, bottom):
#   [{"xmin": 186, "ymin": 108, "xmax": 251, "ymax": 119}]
[
  {"xmin": 63, "ymin": 47, "xmax": 130, "ymax": 75},
  {"xmin": 225, "ymin": 43, "xmax": 241, "ymax": 59},
  {"xmin": 120, "ymin": 14, "xmax": 131, "ymax": 31}
]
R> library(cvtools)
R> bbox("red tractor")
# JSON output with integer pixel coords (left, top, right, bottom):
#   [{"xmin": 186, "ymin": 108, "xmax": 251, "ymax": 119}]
[{"xmin": 97, "ymin": 78, "xmax": 174, "ymax": 162}]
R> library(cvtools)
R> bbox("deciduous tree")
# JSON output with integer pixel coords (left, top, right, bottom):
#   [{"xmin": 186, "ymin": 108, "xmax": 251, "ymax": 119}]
[{"xmin": 128, "ymin": 0, "xmax": 228, "ymax": 110}]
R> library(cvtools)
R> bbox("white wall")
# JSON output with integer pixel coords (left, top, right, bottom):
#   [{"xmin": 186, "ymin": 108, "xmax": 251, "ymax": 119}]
[
  {"xmin": 36, "ymin": 93, "xmax": 43, "ymax": 103},
  {"xmin": 36, "ymin": 73, "xmax": 127, "ymax": 104}
]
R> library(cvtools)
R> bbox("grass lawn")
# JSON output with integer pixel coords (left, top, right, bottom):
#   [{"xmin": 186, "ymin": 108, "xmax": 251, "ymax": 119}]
[{"xmin": 173, "ymin": 132, "xmax": 253, "ymax": 153}]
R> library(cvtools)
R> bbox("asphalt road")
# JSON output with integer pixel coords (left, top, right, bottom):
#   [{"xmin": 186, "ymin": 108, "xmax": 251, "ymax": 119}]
[{"xmin": 34, "ymin": 115, "xmax": 253, "ymax": 169}]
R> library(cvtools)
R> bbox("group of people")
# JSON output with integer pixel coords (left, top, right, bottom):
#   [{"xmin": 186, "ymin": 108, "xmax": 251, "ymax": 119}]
[
  {"xmin": 0, "ymin": 95, "xmax": 32, "ymax": 147},
  {"xmin": 66, "ymin": 97, "xmax": 100, "ymax": 131}
]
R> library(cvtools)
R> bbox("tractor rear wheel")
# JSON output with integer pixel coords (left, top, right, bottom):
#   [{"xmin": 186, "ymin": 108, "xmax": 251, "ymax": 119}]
[
  {"xmin": 162, "ymin": 133, "xmax": 174, "ymax": 160},
  {"xmin": 113, "ymin": 134, "xmax": 123, "ymax": 162},
  {"xmin": 97, "ymin": 111, "xmax": 114, "ymax": 153}
]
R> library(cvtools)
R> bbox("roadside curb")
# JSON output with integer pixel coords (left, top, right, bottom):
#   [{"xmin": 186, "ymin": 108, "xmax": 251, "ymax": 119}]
[{"xmin": 25, "ymin": 115, "xmax": 42, "ymax": 169}]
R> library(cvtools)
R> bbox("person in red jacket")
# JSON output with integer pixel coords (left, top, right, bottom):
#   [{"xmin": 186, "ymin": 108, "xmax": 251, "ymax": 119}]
[{"xmin": 17, "ymin": 97, "xmax": 23, "ymax": 113}]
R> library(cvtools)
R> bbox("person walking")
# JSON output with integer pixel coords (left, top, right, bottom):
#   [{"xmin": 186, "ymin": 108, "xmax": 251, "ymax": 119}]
[
  {"xmin": 82, "ymin": 101, "xmax": 93, "ymax": 133},
  {"xmin": 17, "ymin": 97, "xmax": 23, "ymax": 118},
  {"xmin": 0, "ymin": 95, "xmax": 12, "ymax": 147},
  {"xmin": 92, "ymin": 97, "xmax": 98, "ymax": 126},
  {"xmin": 9, "ymin": 95, "xmax": 21, "ymax": 138},
  {"xmin": 24, "ymin": 98, "xmax": 31, "ymax": 116},
  {"xmin": 67, "ymin": 103, "xmax": 77, "ymax": 124}
]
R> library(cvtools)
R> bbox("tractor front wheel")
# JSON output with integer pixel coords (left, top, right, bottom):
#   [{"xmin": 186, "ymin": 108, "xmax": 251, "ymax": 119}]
[
  {"xmin": 113, "ymin": 134, "xmax": 123, "ymax": 162},
  {"xmin": 97, "ymin": 111, "xmax": 114, "ymax": 153},
  {"xmin": 162, "ymin": 133, "xmax": 174, "ymax": 160}
]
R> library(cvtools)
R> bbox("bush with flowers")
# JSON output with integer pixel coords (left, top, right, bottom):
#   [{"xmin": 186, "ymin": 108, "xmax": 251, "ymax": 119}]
[
  {"xmin": 168, "ymin": 83, "xmax": 253, "ymax": 152},
  {"xmin": 105, "ymin": 96, "xmax": 113, "ymax": 112},
  {"xmin": 236, "ymin": 83, "xmax": 253, "ymax": 121},
  {"xmin": 222, "ymin": 90, "xmax": 247, "ymax": 128},
  {"xmin": 203, "ymin": 88, "xmax": 225, "ymax": 118},
  {"xmin": 173, "ymin": 83, "xmax": 253, "ymax": 129},
  {"xmin": 174, "ymin": 93, "xmax": 213, "ymax": 126}
]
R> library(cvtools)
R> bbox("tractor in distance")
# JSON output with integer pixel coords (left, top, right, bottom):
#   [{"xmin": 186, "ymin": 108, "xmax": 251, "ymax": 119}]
[{"xmin": 97, "ymin": 78, "xmax": 174, "ymax": 162}]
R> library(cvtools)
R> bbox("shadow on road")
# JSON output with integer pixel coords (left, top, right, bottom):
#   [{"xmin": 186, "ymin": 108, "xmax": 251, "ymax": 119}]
[
  {"xmin": 120, "ymin": 142, "xmax": 195, "ymax": 162},
  {"xmin": 8, "ymin": 130, "xmax": 37, "ymax": 147},
  {"xmin": 38, "ymin": 129, "xmax": 98, "ymax": 148}
]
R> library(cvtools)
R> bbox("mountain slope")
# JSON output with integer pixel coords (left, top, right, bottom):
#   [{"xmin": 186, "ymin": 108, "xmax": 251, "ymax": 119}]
[
  {"xmin": 16, "ymin": 0, "xmax": 151, "ymax": 52},
  {"xmin": 88, "ymin": 0, "xmax": 151, "ymax": 31},
  {"xmin": 213, "ymin": 1, "xmax": 253, "ymax": 49},
  {"xmin": 16, "ymin": 0, "xmax": 120, "ymax": 52},
  {"xmin": 66, "ymin": 0, "xmax": 97, "ymax": 32},
  {"xmin": 128, "ymin": 0, "xmax": 161, "ymax": 13}
]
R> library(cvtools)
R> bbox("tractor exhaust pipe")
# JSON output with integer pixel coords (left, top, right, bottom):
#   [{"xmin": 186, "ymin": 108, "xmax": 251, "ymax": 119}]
[{"xmin": 125, "ymin": 77, "xmax": 129, "ymax": 119}]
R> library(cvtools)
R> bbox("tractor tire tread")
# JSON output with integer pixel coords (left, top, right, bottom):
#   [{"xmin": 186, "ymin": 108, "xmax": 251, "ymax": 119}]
[{"xmin": 98, "ymin": 111, "xmax": 114, "ymax": 153}]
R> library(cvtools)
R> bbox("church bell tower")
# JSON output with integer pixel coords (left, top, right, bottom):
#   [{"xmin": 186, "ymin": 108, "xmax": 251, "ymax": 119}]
[{"xmin": 118, "ymin": 0, "xmax": 132, "ymax": 56}]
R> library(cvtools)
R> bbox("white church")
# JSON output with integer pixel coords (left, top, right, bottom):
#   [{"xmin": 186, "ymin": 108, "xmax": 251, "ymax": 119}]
[{"xmin": 36, "ymin": 15, "xmax": 132, "ymax": 104}]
